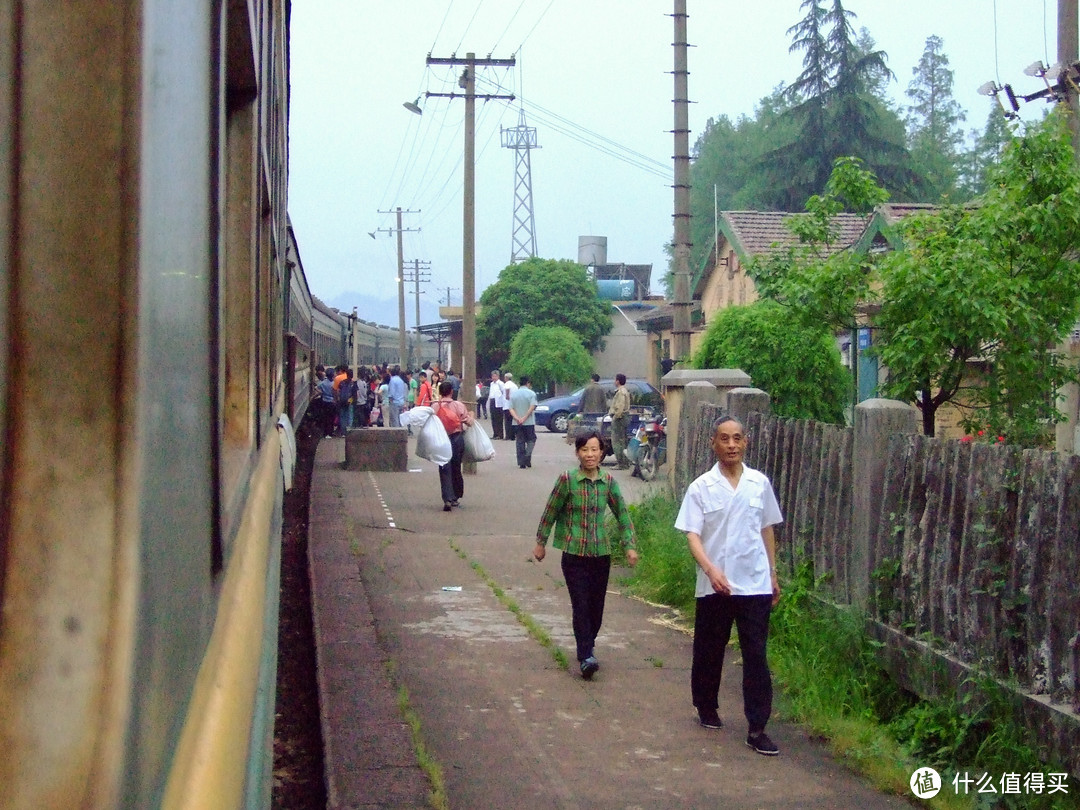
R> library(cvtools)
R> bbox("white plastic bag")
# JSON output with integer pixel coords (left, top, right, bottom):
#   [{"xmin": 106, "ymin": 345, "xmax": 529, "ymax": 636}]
[
  {"xmin": 462, "ymin": 422, "xmax": 496, "ymax": 462},
  {"xmin": 402, "ymin": 406, "xmax": 433, "ymax": 429},
  {"xmin": 411, "ymin": 406, "xmax": 452, "ymax": 464}
]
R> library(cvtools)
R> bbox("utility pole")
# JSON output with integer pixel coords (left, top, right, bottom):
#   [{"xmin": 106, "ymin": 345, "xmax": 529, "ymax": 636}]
[
  {"xmin": 402, "ymin": 259, "xmax": 431, "ymax": 330},
  {"xmin": 425, "ymin": 52, "xmax": 515, "ymax": 430},
  {"xmin": 1061, "ymin": 0, "xmax": 1079, "ymax": 150},
  {"xmin": 670, "ymin": 0, "xmax": 693, "ymax": 363},
  {"xmin": 375, "ymin": 207, "xmax": 419, "ymax": 366},
  {"xmin": 1058, "ymin": 0, "xmax": 1080, "ymax": 452}
]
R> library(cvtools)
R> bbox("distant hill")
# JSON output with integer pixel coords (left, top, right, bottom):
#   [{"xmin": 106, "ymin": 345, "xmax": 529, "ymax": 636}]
[{"xmin": 326, "ymin": 290, "xmax": 442, "ymax": 330}]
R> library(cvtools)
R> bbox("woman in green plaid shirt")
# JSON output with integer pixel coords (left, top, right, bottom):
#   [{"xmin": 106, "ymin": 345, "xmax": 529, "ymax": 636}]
[{"xmin": 534, "ymin": 430, "xmax": 639, "ymax": 679}]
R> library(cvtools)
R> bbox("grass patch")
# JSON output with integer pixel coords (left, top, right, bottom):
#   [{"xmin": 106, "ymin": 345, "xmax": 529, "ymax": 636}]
[
  {"xmin": 396, "ymin": 685, "xmax": 450, "ymax": 810},
  {"xmin": 611, "ymin": 493, "xmax": 697, "ymax": 618},
  {"xmin": 449, "ymin": 540, "xmax": 569, "ymax": 670}
]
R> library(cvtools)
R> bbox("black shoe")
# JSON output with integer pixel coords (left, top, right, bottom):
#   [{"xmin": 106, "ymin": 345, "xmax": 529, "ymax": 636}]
[
  {"xmin": 746, "ymin": 732, "xmax": 779, "ymax": 756},
  {"xmin": 697, "ymin": 708, "xmax": 723, "ymax": 730},
  {"xmin": 580, "ymin": 656, "xmax": 599, "ymax": 680},
  {"xmin": 443, "ymin": 503, "xmax": 452, "ymax": 512}
]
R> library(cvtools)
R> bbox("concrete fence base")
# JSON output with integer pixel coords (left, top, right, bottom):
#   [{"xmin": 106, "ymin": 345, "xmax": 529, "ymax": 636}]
[{"xmin": 344, "ymin": 428, "xmax": 408, "ymax": 472}]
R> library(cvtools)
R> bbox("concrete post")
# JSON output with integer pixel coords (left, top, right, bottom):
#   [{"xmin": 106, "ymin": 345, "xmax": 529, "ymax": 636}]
[
  {"xmin": 674, "ymin": 381, "xmax": 719, "ymax": 497},
  {"xmin": 851, "ymin": 399, "xmax": 918, "ymax": 609},
  {"xmin": 727, "ymin": 387, "xmax": 771, "ymax": 427}
]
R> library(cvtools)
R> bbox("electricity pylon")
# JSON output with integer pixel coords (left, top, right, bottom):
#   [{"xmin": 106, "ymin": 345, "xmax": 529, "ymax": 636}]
[{"xmin": 501, "ymin": 108, "xmax": 539, "ymax": 264}]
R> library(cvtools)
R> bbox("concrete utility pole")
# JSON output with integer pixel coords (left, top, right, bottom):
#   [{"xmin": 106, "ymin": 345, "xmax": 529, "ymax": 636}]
[
  {"xmin": 375, "ymin": 208, "xmax": 419, "ymax": 366},
  {"xmin": 670, "ymin": 0, "xmax": 693, "ymax": 363},
  {"xmin": 425, "ymin": 52, "xmax": 515, "ymax": 420},
  {"xmin": 1061, "ymin": 0, "xmax": 1079, "ymax": 149},
  {"xmin": 1057, "ymin": 0, "xmax": 1080, "ymax": 452},
  {"xmin": 402, "ymin": 259, "xmax": 431, "ymax": 330}
]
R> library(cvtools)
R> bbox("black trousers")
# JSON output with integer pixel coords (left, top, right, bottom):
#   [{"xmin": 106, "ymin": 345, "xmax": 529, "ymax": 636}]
[
  {"xmin": 561, "ymin": 552, "xmax": 611, "ymax": 662},
  {"xmin": 504, "ymin": 408, "xmax": 516, "ymax": 440},
  {"xmin": 515, "ymin": 424, "xmax": 536, "ymax": 467},
  {"xmin": 490, "ymin": 404, "xmax": 504, "ymax": 439},
  {"xmin": 692, "ymin": 593, "xmax": 773, "ymax": 733},
  {"xmin": 438, "ymin": 431, "xmax": 466, "ymax": 503}
]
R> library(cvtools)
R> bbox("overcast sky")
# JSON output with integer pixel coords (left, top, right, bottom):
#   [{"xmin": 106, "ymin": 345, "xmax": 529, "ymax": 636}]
[{"xmin": 288, "ymin": 1, "xmax": 1058, "ymax": 323}]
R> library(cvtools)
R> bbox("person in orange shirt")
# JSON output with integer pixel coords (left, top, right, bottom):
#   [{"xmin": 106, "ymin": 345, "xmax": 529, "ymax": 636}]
[{"xmin": 416, "ymin": 371, "xmax": 433, "ymax": 407}]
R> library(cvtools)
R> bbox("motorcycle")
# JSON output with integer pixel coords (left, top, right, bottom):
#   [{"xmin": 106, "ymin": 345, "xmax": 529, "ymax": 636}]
[{"xmin": 631, "ymin": 414, "xmax": 666, "ymax": 481}]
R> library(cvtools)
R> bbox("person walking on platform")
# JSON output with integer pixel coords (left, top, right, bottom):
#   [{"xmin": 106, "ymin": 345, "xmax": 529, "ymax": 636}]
[
  {"xmin": 387, "ymin": 366, "xmax": 407, "ymax": 428},
  {"xmin": 675, "ymin": 415, "xmax": 783, "ymax": 756},
  {"xmin": 580, "ymin": 373, "xmax": 607, "ymax": 416},
  {"xmin": 533, "ymin": 429, "xmax": 638, "ymax": 679},
  {"xmin": 416, "ymin": 370, "xmax": 433, "ymax": 408},
  {"xmin": 432, "ymin": 381, "xmax": 473, "ymax": 512},
  {"xmin": 315, "ymin": 369, "xmax": 336, "ymax": 437},
  {"xmin": 509, "ymin": 375, "xmax": 538, "ymax": 468},
  {"xmin": 476, "ymin": 380, "xmax": 488, "ymax": 419},
  {"xmin": 488, "ymin": 370, "xmax": 505, "ymax": 440},
  {"xmin": 502, "ymin": 372, "xmax": 518, "ymax": 441},
  {"xmin": 608, "ymin": 373, "xmax": 632, "ymax": 469}
]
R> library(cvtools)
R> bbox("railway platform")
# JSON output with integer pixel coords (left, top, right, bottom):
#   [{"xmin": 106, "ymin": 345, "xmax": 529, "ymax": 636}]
[{"xmin": 306, "ymin": 428, "xmax": 912, "ymax": 809}]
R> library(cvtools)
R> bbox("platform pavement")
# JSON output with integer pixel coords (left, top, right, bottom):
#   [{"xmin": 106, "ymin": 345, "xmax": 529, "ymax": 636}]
[{"xmin": 308, "ymin": 427, "xmax": 913, "ymax": 810}]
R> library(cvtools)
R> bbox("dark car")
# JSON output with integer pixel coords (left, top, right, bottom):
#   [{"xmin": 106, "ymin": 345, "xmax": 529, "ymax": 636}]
[{"xmin": 534, "ymin": 378, "xmax": 663, "ymax": 432}]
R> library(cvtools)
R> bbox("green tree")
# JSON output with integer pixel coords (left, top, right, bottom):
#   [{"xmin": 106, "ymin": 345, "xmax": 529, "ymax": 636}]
[
  {"xmin": 684, "ymin": 88, "xmax": 802, "ymax": 278},
  {"xmin": 750, "ymin": 156, "xmax": 888, "ymax": 333},
  {"xmin": 876, "ymin": 110, "xmax": 1080, "ymax": 444},
  {"xmin": 693, "ymin": 300, "xmax": 849, "ymax": 423},
  {"xmin": 759, "ymin": 0, "xmax": 914, "ymax": 209},
  {"xmin": 477, "ymin": 257, "xmax": 612, "ymax": 370},
  {"xmin": 749, "ymin": 112, "xmax": 1080, "ymax": 444},
  {"xmin": 904, "ymin": 35, "xmax": 966, "ymax": 200},
  {"xmin": 505, "ymin": 325, "xmax": 593, "ymax": 392},
  {"xmin": 956, "ymin": 106, "xmax": 1014, "ymax": 198}
]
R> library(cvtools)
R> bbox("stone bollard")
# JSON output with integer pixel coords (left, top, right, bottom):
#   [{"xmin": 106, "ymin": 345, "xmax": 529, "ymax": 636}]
[{"xmin": 344, "ymin": 428, "xmax": 408, "ymax": 472}]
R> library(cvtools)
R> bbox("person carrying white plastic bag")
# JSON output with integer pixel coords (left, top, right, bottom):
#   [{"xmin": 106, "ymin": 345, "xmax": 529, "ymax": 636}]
[
  {"xmin": 403, "ymin": 406, "xmax": 452, "ymax": 465},
  {"xmin": 431, "ymin": 380, "xmax": 474, "ymax": 511}
]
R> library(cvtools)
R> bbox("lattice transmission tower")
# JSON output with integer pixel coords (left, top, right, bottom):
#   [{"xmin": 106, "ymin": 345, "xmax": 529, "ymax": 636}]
[{"xmin": 500, "ymin": 108, "xmax": 539, "ymax": 264}]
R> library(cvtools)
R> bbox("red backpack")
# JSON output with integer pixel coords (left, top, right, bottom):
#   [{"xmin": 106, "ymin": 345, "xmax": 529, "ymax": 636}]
[{"xmin": 433, "ymin": 400, "xmax": 462, "ymax": 434}]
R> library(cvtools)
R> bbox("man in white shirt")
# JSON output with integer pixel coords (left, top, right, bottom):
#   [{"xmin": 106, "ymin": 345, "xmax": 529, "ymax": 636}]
[
  {"xmin": 487, "ymin": 369, "xmax": 505, "ymax": 439},
  {"xmin": 675, "ymin": 415, "xmax": 783, "ymax": 757},
  {"xmin": 501, "ymin": 372, "xmax": 518, "ymax": 441}
]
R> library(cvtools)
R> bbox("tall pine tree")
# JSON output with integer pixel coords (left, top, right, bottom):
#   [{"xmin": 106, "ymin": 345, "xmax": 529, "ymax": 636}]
[
  {"xmin": 905, "ymin": 35, "xmax": 966, "ymax": 200},
  {"xmin": 761, "ymin": 0, "xmax": 915, "ymax": 210}
]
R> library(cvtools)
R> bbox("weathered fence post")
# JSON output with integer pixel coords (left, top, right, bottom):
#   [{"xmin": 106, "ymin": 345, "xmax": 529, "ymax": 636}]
[
  {"xmin": 852, "ymin": 399, "xmax": 918, "ymax": 609},
  {"xmin": 662, "ymin": 368, "xmax": 752, "ymax": 495},
  {"xmin": 675, "ymin": 381, "xmax": 719, "ymax": 497},
  {"xmin": 727, "ymin": 387, "xmax": 771, "ymax": 428}
]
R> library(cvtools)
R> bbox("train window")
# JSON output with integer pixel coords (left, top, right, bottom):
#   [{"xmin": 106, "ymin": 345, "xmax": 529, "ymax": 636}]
[
  {"xmin": 220, "ymin": 94, "xmax": 257, "ymax": 507},
  {"xmin": 219, "ymin": 0, "xmax": 260, "ymax": 549}
]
